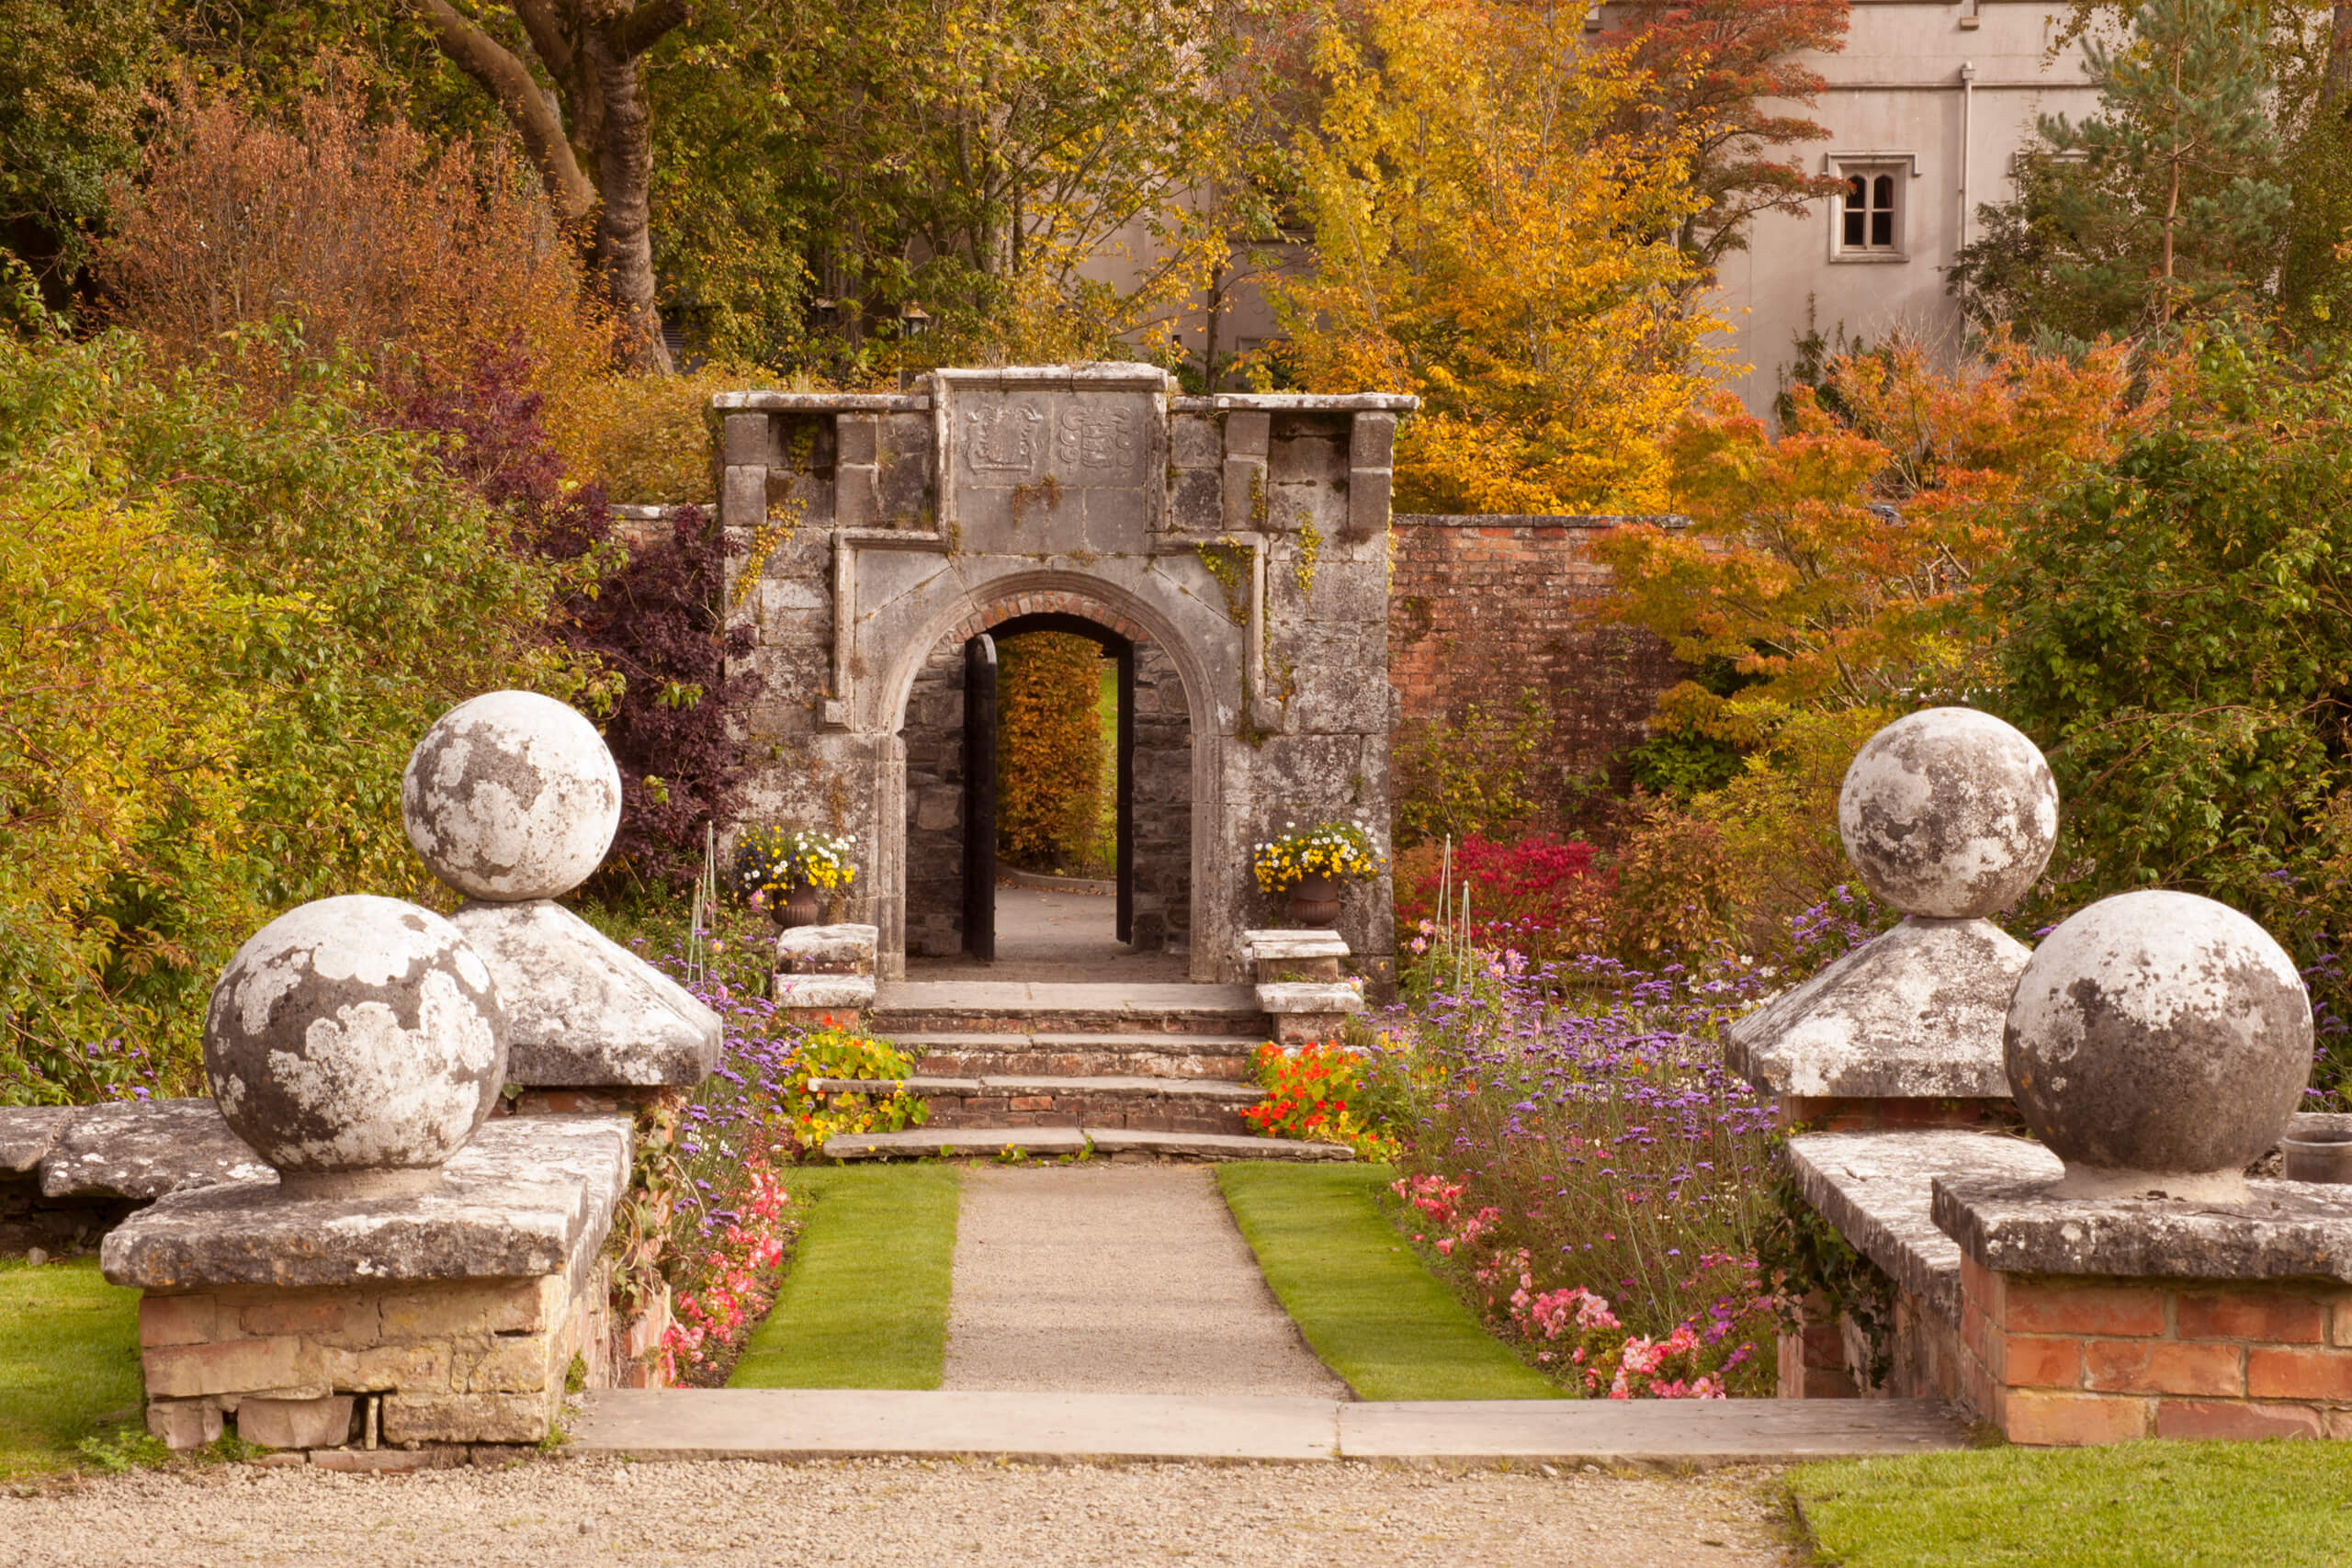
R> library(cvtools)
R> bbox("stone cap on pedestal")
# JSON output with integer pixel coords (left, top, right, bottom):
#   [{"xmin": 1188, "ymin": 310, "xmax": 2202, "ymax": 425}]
[
  {"xmin": 100, "ymin": 1116, "xmax": 631, "ymax": 1291},
  {"xmin": 1239, "ymin": 930, "xmax": 1350, "ymax": 963},
  {"xmin": 1931, "ymin": 1167, "xmax": 2352, "ymax": 1284},
  {"xmin": 451, "ymin": 901, "xmax": 718, "ymax": 1088},
  {"xmin": 1727, "ymin": 919, "xmax": 2027, "ymax": 1100},
  {"xmin": 1257, "ymin": 981, "xmax": 1364, "ymax": 1015},
  {"xmin": 777, "ymin": 923, "xmax": 879, "ymax": 976},
  {"xmin": 775, "ymin": 974, "xmax": 878, "ymax": 1010}
]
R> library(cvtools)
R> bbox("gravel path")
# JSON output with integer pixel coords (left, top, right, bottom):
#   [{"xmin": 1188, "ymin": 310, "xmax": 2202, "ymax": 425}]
[
  {"xmin": 0, "ymin": 1457, "xmax": 1795, "ymax": 1567},
  {"xmin": 944, "ymin": 1165, "xmax": 1348, "ymax": 1397}
]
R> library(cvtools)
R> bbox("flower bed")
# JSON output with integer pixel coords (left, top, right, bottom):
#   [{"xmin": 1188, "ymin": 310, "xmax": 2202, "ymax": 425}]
[
  {"xmin": 1368, "ymin": 955, "xmax": 1782, "ymax": 1396},
  {"xmin": 597, "ymin": 910, "xmax": 927, "ymax": 1384}
]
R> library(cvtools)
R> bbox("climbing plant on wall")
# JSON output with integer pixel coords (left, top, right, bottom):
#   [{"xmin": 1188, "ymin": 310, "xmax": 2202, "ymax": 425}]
[{"xmin": 995, "ymin": 632, "xmax": 1110, "ymax": 873}]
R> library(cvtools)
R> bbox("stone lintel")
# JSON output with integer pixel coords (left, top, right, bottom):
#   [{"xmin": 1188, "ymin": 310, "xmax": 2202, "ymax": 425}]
[
  {"xmin": 1174, "ymin": 393, "xmax": 1421, "ymax": 412},
  {"xmin": 1932, "ymin": 1170, "xmax": 2352, "ymax": 1284},
  {"xmin": 1255, "ymin": 982, "xmax": 1364, "ymax": 1014},
  {"xmin": 40, "ymin": 1100, "xmax": 274, "ymax": 1201},
  {"xmin": 100, "ymin": 1116, "xmax": 632, "ymax": 1292},
  {"xmin": 450, "ymin": 900, "xmax": 718, "ymax": 1088},
  {"xmin": 710, "ymin": 392, "xmax": 930, "ymax": 412},
  {"xmin": 774, "ymin": 974, "xmax": 878, "ymax": 1010},
  {"xmin": 0, "ymin": 1106, "xmax": 73, "ymax": 1174},
  {"xmin": 777, "ymin": 922, "xmax": 879, "ymax": 976},
  {"xmin": 1788, "ymin": 1130, "xmax": 2062, "ymax": 1327},
  {"xmin": 1240, "ymin": 930, "xmax": 1350, "ymax": 963},
  {"xmin": 1725, "ymin": 918, "xmax": 2025, "ymax": 1100}
]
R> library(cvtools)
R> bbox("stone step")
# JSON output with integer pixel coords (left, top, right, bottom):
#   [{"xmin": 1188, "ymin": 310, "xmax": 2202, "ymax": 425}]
[
  {"xmin": 871, "ymin": 980, "xmax": 1267, "ymax": 1038},
  {"xmin": 822, "ymin": 1127, "xmax": 1351, "ymax": 1163},
  {"xmin": 808, "ymin": 1074, "xmax": 1265, "ymax": 1135},
  {"xmin": 891, "ymin": 1032, "xmax": 1264, "ymax": 1081}
]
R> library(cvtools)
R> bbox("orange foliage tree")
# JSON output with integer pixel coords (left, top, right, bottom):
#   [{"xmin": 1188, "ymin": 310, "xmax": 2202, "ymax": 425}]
[
  {"xmin": 96, "ymin": 72, "xmax": 611, "ymax": 410},
  {"xmin": 1592, "ymin": 332, "xmax": 2168, "ymax": 744}
]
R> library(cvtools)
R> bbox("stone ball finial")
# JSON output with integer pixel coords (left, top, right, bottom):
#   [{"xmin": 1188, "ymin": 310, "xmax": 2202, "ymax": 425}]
[
  {"xmin": 2005, "ymin": 889, "xmax": 2312, "ymax": 1201},
  {"xmin": 203, "ymin": 896, "xmax": 508, "ymax": 1196},
  {"xmin": 1838, "ymin": 707, "xmax": 2058, "ymax": 919},
  {"xmin": 401, "ymin": 691, "xmax": 620, "ymax": 902}
]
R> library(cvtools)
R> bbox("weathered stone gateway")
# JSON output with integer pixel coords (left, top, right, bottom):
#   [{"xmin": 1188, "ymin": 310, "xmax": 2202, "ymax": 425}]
[{"xmin": 716, "ymin": 366, "xmax": 1414, "ymax": 984}]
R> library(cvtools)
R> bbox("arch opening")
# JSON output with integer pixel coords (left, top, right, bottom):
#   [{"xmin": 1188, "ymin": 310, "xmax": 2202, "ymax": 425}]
[{"xmin": 894, "ymin": 600, "xmax": 1194, "ymax": 978}]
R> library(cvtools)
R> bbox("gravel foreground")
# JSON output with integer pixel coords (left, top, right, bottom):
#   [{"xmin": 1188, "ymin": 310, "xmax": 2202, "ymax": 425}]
[{"xmin": 0, "ymin": 1456, "xmax": 1794, "ymax": 1567}]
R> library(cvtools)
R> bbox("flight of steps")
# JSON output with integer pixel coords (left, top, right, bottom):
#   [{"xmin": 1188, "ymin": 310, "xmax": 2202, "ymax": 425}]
[{"xmin": 818, "ymin": 980, "xmax": 1352, "ymax": 1162}]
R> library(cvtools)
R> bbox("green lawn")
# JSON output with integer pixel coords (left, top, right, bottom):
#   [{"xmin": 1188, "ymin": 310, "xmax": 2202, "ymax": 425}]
[
  {"xmin": 729, "ymin": 1164, "xmax": 960, "ymax": 1389},
  {"xmin": 1792, "ymin": 1441, "xmax": 2352, "ymax": 1567},
  {"xmin": 0, "ymin": 1258, "xmax": 144, "ymax": 1476},
  {"xmin": 1216, "ymin": 1161, "xmax": 1560, "ymax": 1401}
]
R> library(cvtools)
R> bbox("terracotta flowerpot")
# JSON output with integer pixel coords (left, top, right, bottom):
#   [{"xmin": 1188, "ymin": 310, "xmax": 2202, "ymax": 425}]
[
  {"xmin": 769, "ymin": 881, "xmax": 824, "ymax": 931},
  {"xmin": 1286, "ymin": 872, "xmax": 1341, "ymax": 927}
]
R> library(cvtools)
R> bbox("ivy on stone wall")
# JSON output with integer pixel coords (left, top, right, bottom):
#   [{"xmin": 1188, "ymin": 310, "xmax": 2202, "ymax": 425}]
[{"xmin": 996, "ymin": 632, "xmax": 1111, "ymax": 874}]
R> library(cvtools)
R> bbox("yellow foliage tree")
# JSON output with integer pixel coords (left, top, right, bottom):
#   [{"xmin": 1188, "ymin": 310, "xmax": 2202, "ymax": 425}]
[
  {"xmin": 994, "ymin": 633, "xmax": 1109, "ymax": 873},
  {"xmin": 1272, "ymin": 0, "xmax": 1722, "ymax": 513}
]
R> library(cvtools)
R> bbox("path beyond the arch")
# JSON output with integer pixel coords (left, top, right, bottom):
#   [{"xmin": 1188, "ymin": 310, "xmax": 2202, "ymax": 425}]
[{"xmin": 906, "ymin": 886, "xmax": 1189, "ymax": 983}]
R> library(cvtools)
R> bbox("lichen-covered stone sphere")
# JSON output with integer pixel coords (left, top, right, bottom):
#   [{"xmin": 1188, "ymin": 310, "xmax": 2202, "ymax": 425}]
[
  {"xmin": 1838, "ymin": 707, "xmax": 2058, "ymax": 919},
  {"xmin": 203, "ymin": 896, "xmax": 507, "ymax": 1189},
  {"xmin": 402, "ymin": 691, "xmax": 620, "ymax": 901},
  {"xmin": 2005, "ymin": 890, "xmax": 2312, "ymax": 1193}
]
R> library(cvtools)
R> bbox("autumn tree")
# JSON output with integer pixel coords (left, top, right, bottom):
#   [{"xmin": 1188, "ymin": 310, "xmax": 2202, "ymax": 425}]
[
  {"xmin": 1595, "ymin": 0, "xmax": 1851, "ymax": 269},
  {"xmin": 1593, "ymin": 332, "xmax": 2165, "ymax": 743},
  {"xmin": 1273, "ymin": 0, "xmax": 1719, "ymax": 513},
  {"xmin": 395, "ymin": 0, "xmax": 686, "ymax": 371}
]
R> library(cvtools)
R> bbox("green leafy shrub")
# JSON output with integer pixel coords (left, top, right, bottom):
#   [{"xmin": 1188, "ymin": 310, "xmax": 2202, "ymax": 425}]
[{"xmin": 0, "ymin": 328, "xmax": 576, "ymax": 1103}]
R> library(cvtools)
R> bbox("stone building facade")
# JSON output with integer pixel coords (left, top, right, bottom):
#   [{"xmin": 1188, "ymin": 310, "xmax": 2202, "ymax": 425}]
[{"xmin": 718, "ymin": 366, "xmax": 1412, "ymax": 984}]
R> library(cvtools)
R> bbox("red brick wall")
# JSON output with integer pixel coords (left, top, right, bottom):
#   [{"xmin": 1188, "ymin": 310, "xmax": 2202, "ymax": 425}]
[
  {"xmin": 1958, "ymin": 1258, "xmax": 2352, "ymax": 1443},
  {"xmin": 1388, "ymin": 516, "xmax": 1683, "ymax": 819}
]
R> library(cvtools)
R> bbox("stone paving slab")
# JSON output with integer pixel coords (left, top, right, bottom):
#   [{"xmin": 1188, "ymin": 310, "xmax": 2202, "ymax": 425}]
[
  {"xmin": 575, "ymin": 1390, "xmax": 1340, "ymax": 1461},
  {"xmin": 0, "ymin": 1106, "xmax": 72, "ymax": 1174},
  {"xmin": 40, "ymin": 1100, "xmax": 274, "ymax": 1201},
  {"xmin": 808, "ymin": 1076, "xmax": 1261, "ymax": 1101},
  {"xmin": 1787, "ymin": 1130, "xmax": 2062, "ymax": 1326},
  {"xmin": 571, "ymin": 1390, "xmax": 1968, "ymax": 1466},
  {"xmin": 1339, "ymin": 1398, "xmax": 1967, "ymax": 1463}
]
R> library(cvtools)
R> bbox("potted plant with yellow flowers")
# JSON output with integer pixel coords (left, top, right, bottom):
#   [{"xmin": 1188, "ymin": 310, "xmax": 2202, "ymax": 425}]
[
  {"xmin": 1252, "ymin": 819, "xmax": 1382, "ymax": 926},
  {"xmin": 734, "ymin": 826, "xmax": 858, "ymax": 930}
]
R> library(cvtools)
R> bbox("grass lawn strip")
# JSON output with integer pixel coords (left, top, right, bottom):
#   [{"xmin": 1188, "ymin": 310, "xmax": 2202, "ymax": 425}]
[
  {"xmin": 729, "ymin": 1164, "xmax": 959, "ymax": 1389},
  {"xmin": 1792, "ymin": 1442, "xmax": 2352, "ymax": 1566},
  {"xmin": 0, "ymin": 1258, "xmax": 145, "ymax": 1476},
  {"xmin": 1216, "ymin": 1161, "xmax": 1560, "ymax": 1402}
]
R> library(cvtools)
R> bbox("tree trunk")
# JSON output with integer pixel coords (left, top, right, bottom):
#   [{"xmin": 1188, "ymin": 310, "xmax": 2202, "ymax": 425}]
[
  {"xmin": 401, "ymin": 0, "xmax": 680, "ymax": 373},
  {"xmin": 2328, "ymin": 2, "xmax": 2352, "ymax": 116},
  {"xmin": 584, "ymin": 23, "xmax": 673, "ymax": 372}
]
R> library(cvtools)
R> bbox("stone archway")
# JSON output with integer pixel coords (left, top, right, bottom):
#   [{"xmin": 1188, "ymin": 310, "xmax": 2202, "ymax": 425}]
[
  {"xmin": 893, "ymin": 585, "xmax": 1200, "ymax": 970},
  {"xmin": 716, "ymin": 365, "xmax": 1414, "ymax": 987}
]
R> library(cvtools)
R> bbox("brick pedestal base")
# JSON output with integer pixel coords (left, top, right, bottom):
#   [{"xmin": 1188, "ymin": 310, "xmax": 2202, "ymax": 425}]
[
  {"xmin": 141, "ymin": 1269, "xmax": 603, "ymax": 1451},
  {"xmin": 1959, "ymin": 1259, "xmax": 2352, "ymax": 1443}
]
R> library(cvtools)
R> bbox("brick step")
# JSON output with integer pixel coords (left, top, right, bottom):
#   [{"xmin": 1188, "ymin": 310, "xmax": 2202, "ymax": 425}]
[
  {"xmin": 889, "ymin": 1032, "xmax": 1264, "ymax": 1081},
  {"xmin": 870, "ymin": 981, "xmax": 1267, "ymax": 1039},
  {"xmin": 809, "ymin": 1074, "xmax": 1263, "ymax": 1135},
  {"xmin": 822, "ymin": 1127, "xmax": 1352, "ymax": 1163}
]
